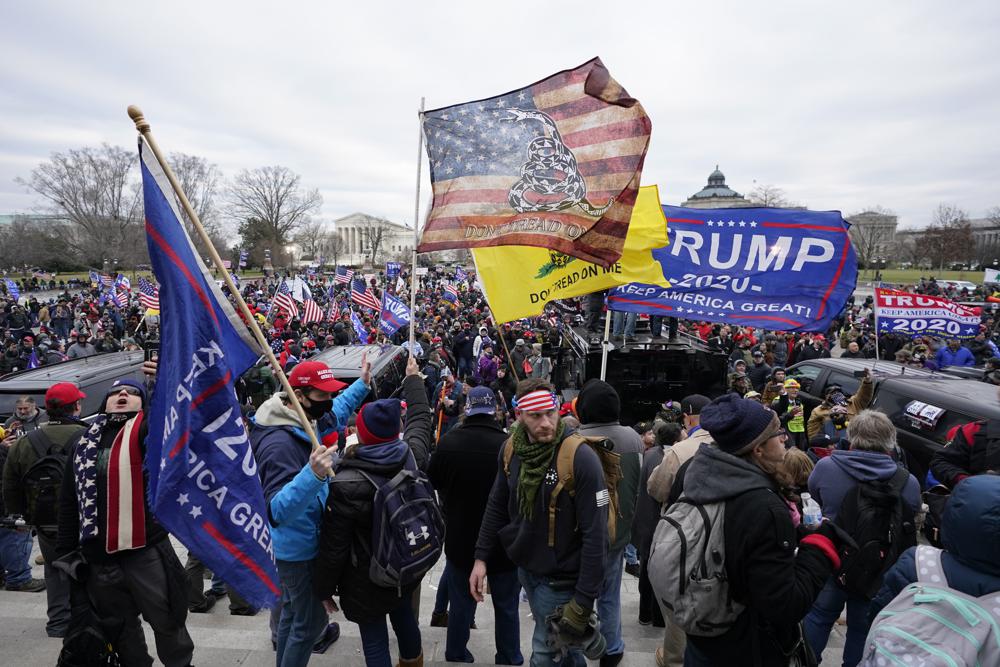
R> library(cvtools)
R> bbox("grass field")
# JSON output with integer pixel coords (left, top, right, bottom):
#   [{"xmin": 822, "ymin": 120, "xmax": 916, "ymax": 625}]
[
  {"xmin": 855, "ymin": 269, "xmax": 986, "ymax": 286},
  {"xmin": 14, "ymin": 269, "xmax": 268, "ymax": 284}
]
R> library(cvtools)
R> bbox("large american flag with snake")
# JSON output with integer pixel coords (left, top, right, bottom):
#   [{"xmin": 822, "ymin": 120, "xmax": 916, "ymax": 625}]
[{"xmin": 418, "ymin": 57, "xmax": 651, "ymax": 267}]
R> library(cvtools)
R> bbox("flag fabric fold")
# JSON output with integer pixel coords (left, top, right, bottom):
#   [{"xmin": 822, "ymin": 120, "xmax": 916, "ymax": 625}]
[
  {"xmin": 472, "ymin": 185, "xmax": 669, "ymax": 322},
  {"xmin": 138, "ymin": 138, "xmax": 278, "ymax": 609},
  {"xmin": 351, "ymin": 277, "xmax": 381, "ymax": 311},
  {"xmin": 273, "ymin": 281, "xmax": 299, "ymax": 319},
  {"xmin": 874, "ymin": 288, "xmax": 980, "ymax": 339},
  {"xmin": 351, "ymin": 310, "xmax": 368, "ymax": 342},
  {"xmin": 418, "ymin": 57, "xmax": 652, "ymax": 267},
  {"xmin": 335, "ymin": 267, "xmax": 354, "ymax": 285},
  {"xmin": 378, "ymin": 292, "xmax": 411, "ymax": 337},
  {"xmin": 137, "ymin": 276, "xmax": 160, "ymax": 310}
]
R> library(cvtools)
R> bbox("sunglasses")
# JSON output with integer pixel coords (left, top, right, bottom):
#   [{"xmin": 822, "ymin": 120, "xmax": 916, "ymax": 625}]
[{"xmin": 114, "ymin": 386, "xmax": 142, "ymax": 397}]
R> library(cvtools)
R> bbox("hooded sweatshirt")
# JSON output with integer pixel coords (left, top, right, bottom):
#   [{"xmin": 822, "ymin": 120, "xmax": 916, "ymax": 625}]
[
  {"xmin": 251, "ymin": 377, "xmax": 369, "ymax": 562},
  {"xmin": 808, "ymin": 449, "xmax": 921, "ymax": 522}
]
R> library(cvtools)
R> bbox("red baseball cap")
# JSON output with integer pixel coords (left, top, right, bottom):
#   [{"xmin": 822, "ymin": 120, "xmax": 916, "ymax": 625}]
[
  {"xmin": 288, "ymin": 361, "xmax": 348, "ymax": 393},
  {"xmin": 45, "ymin": 382, "xmax": 86, "ymax": 409}
]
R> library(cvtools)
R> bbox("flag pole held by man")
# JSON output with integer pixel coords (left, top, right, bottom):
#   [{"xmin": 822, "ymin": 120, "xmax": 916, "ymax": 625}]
[{"xmin": 417, "ymin": 57, "xmax": 652, "ymax": 267}]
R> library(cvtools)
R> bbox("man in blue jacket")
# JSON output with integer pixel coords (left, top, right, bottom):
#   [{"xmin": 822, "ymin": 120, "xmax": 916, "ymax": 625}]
[
  {"xmin": 934, "ymin": 338, "xmax": 975, "ymax": 368},
  {"xmin": 252, "ymin": 356, "xmax": 371, "ymax": 667},
  {"xmin": 802, "ymin": 410, "xmax": 921, "ymax": 665}
]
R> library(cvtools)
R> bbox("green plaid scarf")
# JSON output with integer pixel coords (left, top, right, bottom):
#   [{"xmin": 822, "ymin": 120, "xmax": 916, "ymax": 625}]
[{"xmin": 511, "ymin": 420, "xmax": 564, "ymax": 520}]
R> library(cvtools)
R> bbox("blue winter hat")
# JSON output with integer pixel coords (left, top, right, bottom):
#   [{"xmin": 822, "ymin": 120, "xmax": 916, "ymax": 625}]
[
  {"xmin": 465, "ymin": 386, "xmax": 497, "ymax": 417},
  {"xmin": 699, "ymin": 393, "xmax": 780, "ymax": 456},
  {"xmin": 356, "ymin": 399, "xmax": 402, "ymax": 445},
  {"xmin": 105, "ymin": 378, "xmax": 147, "ymax": 407}
]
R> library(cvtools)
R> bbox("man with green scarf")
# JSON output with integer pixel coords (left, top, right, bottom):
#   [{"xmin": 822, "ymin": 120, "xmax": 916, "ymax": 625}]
[{"xmin": 470, "ymin": 378, "xmax": 609, "ymax": 667}]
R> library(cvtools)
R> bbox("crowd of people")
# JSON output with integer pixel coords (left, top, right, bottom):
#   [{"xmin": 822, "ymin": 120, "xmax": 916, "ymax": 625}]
[{"xmin": 0, "ymin": 266, "xmax": 999, "ymax": 667}]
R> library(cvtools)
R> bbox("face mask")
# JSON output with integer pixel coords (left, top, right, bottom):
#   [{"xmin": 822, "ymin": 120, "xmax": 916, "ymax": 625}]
[{"xmin": 304, "ymin": 397, "xmax": 333, "ymax": 420}]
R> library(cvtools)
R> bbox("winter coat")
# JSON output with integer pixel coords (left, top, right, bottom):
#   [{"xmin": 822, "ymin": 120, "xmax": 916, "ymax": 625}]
[
  {"xmin": 935, "ymin": 344, "xmax": 975, "ymax": 368},
  {"xmin": 930, "ymin": 419, "xmax": 1000, "ymax": 489},
  {"xmin": 646, "ymin": 427, "xmax": 712, "ymax": 504},
  {"xmin": 427, "ymin": 414, "xmax": 514, "ymax": 573},
  {"xmin": 870, "ymin": 475, "xmax": 1000, "ymax": 619},
  {"xmin": 677, "ymin": 444, "xmax": 836, "ymax": 666},
  {"xmin": 577, "ymin": 421, "xmax": 642, "ymax": 553},
  {"xmin": 632, "ymin": 444, "xmax": 665, "ymax": 558},
  {"xmin": 251, "ymin": 377, "xmax": 370, "ymax": 561},
  {"xmin": 806, "ymin": 376, "xmax": 874, "ymax": 439},
  {"xmin": 807, "ymin": 449, "xmax": 921, "ymax": 522},
  {"xmin": 312, "ymin": 375, "xmax": 431, "ymax": 624},
  {"xmin": 747, "ymin": 361, "xmax": 772, "ymax": 392}
]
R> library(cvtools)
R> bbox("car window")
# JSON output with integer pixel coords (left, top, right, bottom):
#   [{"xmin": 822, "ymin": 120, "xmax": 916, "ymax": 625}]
[
  {"xmin": 788, "ymin": 364, "xmax": 822, "ymax": 393},
  {"xmin": 826, "ymin": 371, "xmax": 861, "ymax": 398},
  {"xmin": 880, "ymin": 393, "xmax": 977, "ymax": 447}
]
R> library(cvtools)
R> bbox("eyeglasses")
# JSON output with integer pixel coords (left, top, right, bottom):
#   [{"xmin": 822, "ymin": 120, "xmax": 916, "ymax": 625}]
[{"xmin": 766, "ymin": 428, "xmax": 788, "ymax": 440}]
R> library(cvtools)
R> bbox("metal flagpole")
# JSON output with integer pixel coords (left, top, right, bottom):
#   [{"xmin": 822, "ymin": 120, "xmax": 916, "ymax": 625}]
[
  {"xmin": 873, "ymin": 281, "xmax": 881, "ymax": 368},
  {"xmin": 600, "ymin": 303, "xmax": 613, "ymax": 380},
  {"xmin": 408, "ymin": 98, "xmax": 425, "ymax": 352},
  {"xmin": 128, "ymin": 106, "xmax": 325, "ymax": 454}
]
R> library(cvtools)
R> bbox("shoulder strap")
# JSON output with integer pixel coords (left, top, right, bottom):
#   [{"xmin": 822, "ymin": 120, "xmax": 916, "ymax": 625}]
[
  {"xmin": 548, "ymin": 435, "xmax": 583, "ymax": 547},
  {"xmin": 26, "ymin": 428, "xmax": 55, "ymax": 460},
  {"xmin": 887, "ymin": 465, "xmax": 910, "ymax": 495},
  {"xmin": 914, "ymin": 545, "xmax": 948, "ymax": 586}
]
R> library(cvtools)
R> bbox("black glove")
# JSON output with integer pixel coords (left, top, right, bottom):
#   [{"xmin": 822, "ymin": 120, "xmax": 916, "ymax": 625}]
[{"xmin": 557, "ymin": 598, "xmax": 591, "ymax": 637}]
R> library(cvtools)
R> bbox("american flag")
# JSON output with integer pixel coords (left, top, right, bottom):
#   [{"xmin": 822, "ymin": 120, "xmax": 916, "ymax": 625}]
[
  {"xmin": 301, "ymin": 298, "xmax": 324, "ymax": 324},
  {"xmin": 327, "ymin": 301, "xmax": 339, "ymax": 323},
  {"xmin": 137, "ymin": 277, "xmax": 160, "ymax": 310},
  {"xmin": 115, "ymin": 273, "xmax": 131, "ymax": 291},
  {"xmin": 273, "ymin": 281, "xmax": 299, "ymax": 318},
  {"xmin": 418, "ymin": 58, "xmax": 651, "ymax": 267},
  {"xmin": 351, "ymin": 277, "xmax": 381, "ymax": 311},
  {"xmin": 99, "ymin": 273, "xmax": 114, "ymax": 288},
  {"xmin": 335, "ymin": 267, "xmax": 354, "ymax": 284},
  {"xmin": 442, "ymin": 283, "xmax": 459, "ymax": 303},
  {"xmin": 111, "ymin": 290, "xmax": 129, "ymax": 309}
]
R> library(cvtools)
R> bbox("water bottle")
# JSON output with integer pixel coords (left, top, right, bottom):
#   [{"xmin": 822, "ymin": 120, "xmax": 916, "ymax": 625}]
[{"xmin": 801, "ymin": 493, "xmax": 823, "ymax": 530}]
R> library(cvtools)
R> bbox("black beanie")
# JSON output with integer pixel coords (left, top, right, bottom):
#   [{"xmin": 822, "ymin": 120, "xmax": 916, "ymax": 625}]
[
  {"xmin": 699, "ymin": 394, "xmax": 780, "ymax": 456},
  {"xmin": 576, "ymin": 379, "xmax": 621, "ymax": 424}
]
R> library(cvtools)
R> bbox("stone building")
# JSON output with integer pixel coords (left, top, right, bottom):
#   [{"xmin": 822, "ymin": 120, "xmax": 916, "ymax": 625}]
[
  {"xmin": 681, "ymin": 166, "xmax": 755, "ymax": 209},
  {"xmin": 329, "ymin": 213, "xmax": 414, "ymax": 266}
]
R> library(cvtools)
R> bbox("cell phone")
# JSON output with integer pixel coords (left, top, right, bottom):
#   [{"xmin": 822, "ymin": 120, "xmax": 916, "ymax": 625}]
[
  {"xmin": 852, "ymin": 370, "xmax": 868, "ymax": 378},
  {"xmin": 144, "ymin": 337, "xmax": 160, "ymax": 364}
]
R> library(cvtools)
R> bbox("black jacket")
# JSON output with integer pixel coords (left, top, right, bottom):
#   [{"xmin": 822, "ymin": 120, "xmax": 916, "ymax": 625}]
[
  {"xmin": 677, "ymin": 444, "xmax": 835, "ymax": 666},
  {"xmin": 931, "ymin": 419, "xmax": 1000, "ymax": 488},
  {"xmin": 312, "ymin": 375, "xmax": 432, "ymax": 624},
  {"xmin": 427, "ymin": 414, "xmax": 515, "ymax": 573}
]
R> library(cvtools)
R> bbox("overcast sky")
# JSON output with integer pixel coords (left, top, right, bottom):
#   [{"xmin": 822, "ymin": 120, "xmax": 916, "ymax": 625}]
[{"xmin": 2, "ymin": 1, "xmax": 998, "ymax": 231}]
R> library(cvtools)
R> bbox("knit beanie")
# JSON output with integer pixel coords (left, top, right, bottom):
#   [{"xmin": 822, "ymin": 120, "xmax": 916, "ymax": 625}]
[
  {"xmin": 104, "ymin": 378, "xmax": 147, "ymax": 409},
  {"xmin": 575, "ymin": 378, "xmax": 621, "ymax": 424},
  {"xmin": 699, "ymin": 394, "xmax": 780, "ymax": 456},
  {"xmin": 356, "ymin": 399, "xmax": 401, "ymax": 445}
]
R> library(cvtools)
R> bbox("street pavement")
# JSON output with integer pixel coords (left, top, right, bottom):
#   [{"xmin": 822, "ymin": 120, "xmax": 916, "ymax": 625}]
[{"xmin": 0, "ymin": 538, "xmax": 846, "ymax": 666}]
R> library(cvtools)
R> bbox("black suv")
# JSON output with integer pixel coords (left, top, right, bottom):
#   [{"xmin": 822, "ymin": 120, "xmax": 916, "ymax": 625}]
[
  {"xmin": 786, "ymin": 357, "xmax": 1000, "ymax": 485},
  {"xmin": 309, "ymin": 344, "xmax": 409, "ymax": 400}
]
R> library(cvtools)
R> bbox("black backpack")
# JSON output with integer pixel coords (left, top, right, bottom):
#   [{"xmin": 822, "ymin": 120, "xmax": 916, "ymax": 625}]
[
  {"xmin": 834, "ymin": 465, "xmax": 916, "ymax": 599},
  {"xmin": 22, "ymin": 429, "xmax": 70, "ymax": 530}
]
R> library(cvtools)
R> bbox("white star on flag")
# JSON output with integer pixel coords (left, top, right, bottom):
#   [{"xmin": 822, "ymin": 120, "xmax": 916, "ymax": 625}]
[
  {"xmin": 190, "ymin": 506, "xmax": 203, "ymax": 519},
  {"xmin": 177, "ymin": 493, "xmax": 189, "ymax": 506}
]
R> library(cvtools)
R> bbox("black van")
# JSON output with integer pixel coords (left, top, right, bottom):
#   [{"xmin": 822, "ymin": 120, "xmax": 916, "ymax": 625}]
[
  {"xmin": 309, "ymin": 344, "xmax": 408, "ymax": 401},
  {"xmin": 0, "ymin": 351, "xmax": 147, "ymax": 420}
]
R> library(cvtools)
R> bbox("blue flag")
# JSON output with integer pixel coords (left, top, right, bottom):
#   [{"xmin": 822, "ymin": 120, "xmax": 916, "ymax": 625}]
[
  {"xmin": 455, "ymin": 266, "xmax": 467, "ymax": 281},
  {"xmin": 385, "ymin": 261, "xmax": 401, "ymax": 280},
  {"xmin": 138, "ymin": 139, "xmax": 279, "ymax": 608},
  {"xmin": 4, "ymin": 279, "xmax": 20, "ymax": 301},
  {"xmin": 378, "ymin": 292, "xmax": 411, "ymax": 337},
  {"xmin": 607, "ymin": 206, "xmax": 857, "ymax": 332},
  {"xmin": 351, "ymin": 310, "xmax": 368, "ymax": 342}
]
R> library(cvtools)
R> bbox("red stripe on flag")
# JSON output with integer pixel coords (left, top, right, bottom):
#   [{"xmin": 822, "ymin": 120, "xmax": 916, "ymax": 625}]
[
  {"xmin": 168, "ymin": 430, "xmax": 190, "ymax": 459},
  {"xmin": 530, "ymin": 64, "xmax": 589, "ymax": 96},
  {"xmin": 761, "ymin": 222, "xmax": 848, "ymax": 233},
  {"xmin": 729, "ymin": 314, "xmax": 804, "ymax": 328},
  {"xmin": 145, "ymin": 221, "xmax": 219, "ymax": 328},
  {"xmin": 191, "ymin": 371, "xmax": 233, "ymax": 410},
  {"xmin": 561, "ymin": 119, "xmax": 651, "ymax": 146},
  {"xmin": 817, "ymin": 236, "xmax": 852, "ymax": 319},
  {"xmin": 203, "ymin": 521, "xmax": 282, "ymax": 596}
]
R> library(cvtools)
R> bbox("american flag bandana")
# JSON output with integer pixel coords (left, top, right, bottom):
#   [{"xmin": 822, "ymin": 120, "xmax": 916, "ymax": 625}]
[{"xmin": 74, "ymin": 412, "xmax": 147, "ymax": 552}]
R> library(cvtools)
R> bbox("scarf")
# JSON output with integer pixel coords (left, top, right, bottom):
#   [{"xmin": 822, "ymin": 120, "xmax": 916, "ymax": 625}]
[
  {"xmin": 511, "ymin": 420, "xmax": 565, "ymax": 520},
  {"xmin": 74, "ymin": 411, "xmax": 146, "ymax": 553}
]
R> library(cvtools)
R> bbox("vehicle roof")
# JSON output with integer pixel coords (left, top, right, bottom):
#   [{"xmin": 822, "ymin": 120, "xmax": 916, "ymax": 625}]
[
  {"xmin": 311, "ymin": 344, "xmax": 402, "ymax": 376},
  {"xmin": 878, "ymin": 374, "xmax": 1000, "ymax": 419},
  {"xmin": 791, "ymin": 357, "xmax": 938, "ymax": 380},
  {"xmin": 0, "ymin": 351, "xmax": 144, "ymax": 390}
]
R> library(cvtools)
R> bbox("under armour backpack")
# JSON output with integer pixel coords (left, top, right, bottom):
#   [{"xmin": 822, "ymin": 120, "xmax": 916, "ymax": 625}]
[
  {"xmin": 647, "ymin": 496, "xmax": 744, "ymax": 637},
  {"xmin": 22, "ymin": 429, "xmax": 71, "ymax": 530},
  {"xmin": 834, "ymin": 465, "xmax": 916, "ymax": 599},
  {"xmin": 358, "ymin": 452, "xmax": 444, "ymax": 594},
  {"xmin": 861, "ymin": 545, "xmax": 1000, "ymax": 666}
]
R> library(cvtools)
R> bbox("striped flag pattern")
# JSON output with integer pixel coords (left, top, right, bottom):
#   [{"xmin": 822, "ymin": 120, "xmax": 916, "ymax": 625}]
[
  {"xmin": 351, "ymin": 277, "xmax": 381, "ymax": 311},
  {"xmin": 335, "ymin": 267, "xmax": 354, "ymax": 284},
  {"xmin": 100, "ymin": 273, "xmax": 114, "ymax": 288},
  {"xmin": 137, "ymin": 277, "xmax": 160, "ymax": 310},
  {"xmin": 417, "ymin": 58, "xmax": 651, "ymax": 267},
  {"xmin": 301, "ymin": 298, "xmax": 324, "ymax": 324},
  {"xmin": 442, "ymin": 283, "xmax": 459, "ymax": 303},
  {"xmin": 273, "ymin": 281, "xmax": 299, "ymax": 318}
]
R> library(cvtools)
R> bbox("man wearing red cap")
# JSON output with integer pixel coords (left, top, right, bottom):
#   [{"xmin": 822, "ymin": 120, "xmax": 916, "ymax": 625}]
[
  {"xmin": 251, "ymin": 354, "xmax": 372, "ymax": 667},
  {"xmin": 2, "ymin": 382, "xmax": 88, "ymax": 633}
]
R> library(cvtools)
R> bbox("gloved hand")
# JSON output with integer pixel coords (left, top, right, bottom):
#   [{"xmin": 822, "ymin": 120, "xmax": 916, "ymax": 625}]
[{"xmin": 557, "ymin": 598, "xmax": 592, "ymax": 637}]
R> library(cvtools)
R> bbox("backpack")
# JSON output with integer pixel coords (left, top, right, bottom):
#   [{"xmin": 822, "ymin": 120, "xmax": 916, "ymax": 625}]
[
  {"xmin": 861, "ymin": 545, "xmax": 1000, "ymax": 666},
  {"xmin": 502, "ymin": 433, "xmax": 622, "ymax": 547},
  {"xmin": 834, "ymin": 465, "xmax": 916, "ymax": 599},
  {"xmin": 22, "ymin": 428, "xmax": 70, "ymax": 530},
  {"xmin": 921, "ymin": 484, "xmax": 951, "ymax": 548},
  {"xmin": 356, "ymin": 452, "xmax": 445, "ymax": 594},
  {"xmin": 646, "ymin": 495, "xmax": 744, "ymax": 636}
]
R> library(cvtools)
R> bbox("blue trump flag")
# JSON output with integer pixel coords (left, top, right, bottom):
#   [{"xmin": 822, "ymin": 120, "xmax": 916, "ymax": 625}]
[
  {"xmin": 378, "ymin": 292, "xmax": 411, "ymax": 337},
  {"xmin": 385, "ymin": 261, "xmax": 401, "ymax": 280},
  {"xmin": 608, "ymin": 206, "xmax": 857, "ymax": 332},
  {"xmin": 351, "ymin": 309, "xmax": 368, "ymax": 342},
  {"xmin": 138, "ymin": 139, "xmax": 280, "ymax": 608}
]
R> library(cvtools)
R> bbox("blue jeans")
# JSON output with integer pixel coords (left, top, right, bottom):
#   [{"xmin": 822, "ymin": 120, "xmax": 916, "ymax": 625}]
[
  {"xmin": 518, "ymin": 568, "xmax": 586, "ymax": 667},
  {"xmin": 434, "ymin": 563, "xmax": 450, "ymax": 614},
  {"xmin": 597, "ymin": 547, "xmax": 625, "ymax": 657},
  {"xmin": 458, "ymin": 356, "xmax": 474, "ymax": 379},
  {"xmin": 612, "ymin": 311, "xmax": 636, "ymax": 337},
  {"xmin": 0, "ymin": 528, "xmax": 32, "ymax": 586},
  {"xmin": 624, "ymin": 544, "xmax": 639, "ymax": 566},
  {"xmin": 803, "ymin": 578, "xmax": 870, "ymax": 667},
  {"xmin": 445, "ymin": 561, "xmax": 523, "ymax": 664},
  {"xmin": 276, "ymin": 559, "xmax": 329, "ymax": 667},
  {"xmin": 357, "ymin": 596, "xmax": 422, "ymax": 667},
  {"xmin": 650, "ymin": 316, "xmax": 664, "ymax": 338}
]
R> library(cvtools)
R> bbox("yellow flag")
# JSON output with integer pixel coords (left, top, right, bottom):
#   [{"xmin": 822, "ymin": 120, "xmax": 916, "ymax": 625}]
[{"xmin": 472, "ymin": 185, "xmax": 669, "ymax": 323}]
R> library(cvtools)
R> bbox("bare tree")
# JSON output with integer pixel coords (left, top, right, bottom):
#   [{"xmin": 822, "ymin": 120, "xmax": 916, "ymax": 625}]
[
  {"xmin": 293, "ymin": 219, "xmax": 326, "ymax": 258},
  {"xmin": 16, "ymin": 143, "xmax": 142, "ymax": 265},
  {"xmin": 321, "ymin": 230, "xmax": 347, "ymax": 267},
  {"xmin": 847, "ymin": 206, "xmax": 896, "ymax": 269},
  {"xmin": 748, "ymin": 183, "xmax": 789, "ymax": 207},
  {"xmin": 356, "ymin": 215, "xmax": 392, "ymax": 266},
  {"xmin": 925, "ymin": 204, "xmax": 974, "ymax": 269},
  {"xmin": 226, "ymin": 166, "xmax": 321, "ymax": 244}
]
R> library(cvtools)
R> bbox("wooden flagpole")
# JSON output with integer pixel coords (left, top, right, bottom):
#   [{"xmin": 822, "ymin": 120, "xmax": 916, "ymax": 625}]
[
  {"xmin": 408, "ymin": 98, "xmax": 425, "ymax": 352},
  {"xmin": 127, "ymin": 106, "xmax": 325, "ymax": 454},
  {"xmin": 600, "ymin": 306, "xmax": 613, "ymax": 381}
]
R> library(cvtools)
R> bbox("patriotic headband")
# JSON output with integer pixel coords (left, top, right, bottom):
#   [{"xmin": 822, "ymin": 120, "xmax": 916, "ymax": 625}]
[{"xmin": 513, "ymin": 390, "xmax": 559, "ymax": 413}]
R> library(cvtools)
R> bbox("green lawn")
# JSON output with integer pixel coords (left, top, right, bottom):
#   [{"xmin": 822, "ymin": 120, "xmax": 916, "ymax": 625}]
[
  {"xmin": 15, "ymin": 269, "xmax": 268, "ymax": 284},
  {"xmin": 856, "ymin": 269, "xmax": 986, "ymax": 286}
]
